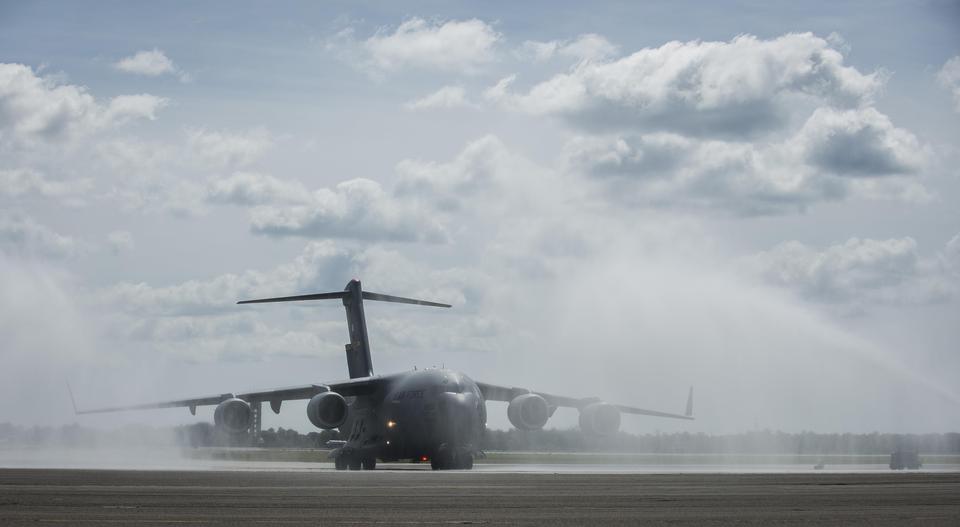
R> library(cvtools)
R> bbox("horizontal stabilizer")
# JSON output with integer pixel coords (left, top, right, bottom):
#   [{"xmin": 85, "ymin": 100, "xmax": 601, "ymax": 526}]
[
  {"xmin": 237, "ymin": 291, "xmax": 347, "ymax": 304},
  {"xmin": 361, "ymin": 291, "xmax": 450, "ymax": 308},
  {"xmin": 238, "ymin": 289, "xmax": 450, "ymax": 308}
]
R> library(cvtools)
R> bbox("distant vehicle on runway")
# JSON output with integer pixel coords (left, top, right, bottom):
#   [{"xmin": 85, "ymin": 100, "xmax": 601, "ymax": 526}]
[
  {"xmin": 890, "ymin": 448, "xmax": 922, "ymax": 470},
  {"xmin": 74, "ymin": 280, "xmax": 693, "ymax": 470}
]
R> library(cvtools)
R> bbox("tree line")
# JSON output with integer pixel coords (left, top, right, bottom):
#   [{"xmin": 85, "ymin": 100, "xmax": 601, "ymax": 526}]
[{"xmin": 3, "ymin": 422, "xmax": 958, "ymax": 454}]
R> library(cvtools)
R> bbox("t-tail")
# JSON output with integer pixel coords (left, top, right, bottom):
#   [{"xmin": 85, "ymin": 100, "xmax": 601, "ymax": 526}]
[{"xmin": 238, "ymin": 279, "xmax": 450, "ymax": 379}]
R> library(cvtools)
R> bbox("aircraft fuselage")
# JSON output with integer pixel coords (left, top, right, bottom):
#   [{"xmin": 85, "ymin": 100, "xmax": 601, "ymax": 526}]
[{"xmin": 337, "ymin": 369, "xmax": 485, "ymax": 469}]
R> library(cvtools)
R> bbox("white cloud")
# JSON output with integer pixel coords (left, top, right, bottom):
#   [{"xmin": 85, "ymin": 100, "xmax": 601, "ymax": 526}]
[
  {"xmin": 103, "ymin": 240, "xmax": 354, "ymax": 316},
  {"xmin": 563, "ymin": 105, "xmax": 930, "ymax": 215},
  {"xmin": 745, "ymin": 235, "xmax": 959, "ymax": 310},
  {"xmin": 0, "ymin": 168, "xmax": 93, "ymax": 205},
  {"xmin": 517, "ymin": 34, "xmax": 618, "ymax": 62},
  {"xmin": 114, "ymin": 49, "xmax": 189, "ymax": 81},
  {"xmin": 798, "ymin": 107, "xmax": 926, "ymax": 176},
  {"xmin": 937, "ymin": 55, "xmax": 960, "ymax": 112},
  {"xmin": 103, "ymin": 94, "xmax": 166, "ymax": 123},
  {"xmin": 114, "ymin": 49, "xmax": 175, "ymax": 76},
  {"xmin": 0, "ymin": 63, "xmax": 167, "ymax": 145},
  {"xmin": 404, "ymin": 85, "xmax": 475, "ymax": 110},
  {"xmin": 206, "ymin": 172, "xmax": 309, "ymax": 206},
  {"xmin": 0, "ymin": 214, "xmax": 84, "ymax": 260},
  {"xmin": 395, "ymin": 135, "xmax": 519, "ymax": 211},
  {"xmin": 249, "ymin": 178, "xmax": 448, "ymax": 243},
  {"xmin": 92, "ymin": 137, "xmax": 208, "ymax": 216},
  {"xmin": 90, "ymin": 127, "xmax": 276, "ymax": 215},
  {"xmin": 201, "ymin": 136, "xmax": 550, "ymax": 244},
  {"xmin": 100, "ymin": 241, "xmax": 483, "ymax": 317},
  {"xmin": 186, "ymin": 127, "xmax": 273, "ymax": 169},
  {"xmin": 96, "ymin": 241, "xmax": 496, "ymax": 361},
  {"xmin": 361, "ymin": 18, "xmax": 501, "ymax": 74},
  {"xmin": 496, "ymin": 33, "xmax": 882, "ymax": 138}
]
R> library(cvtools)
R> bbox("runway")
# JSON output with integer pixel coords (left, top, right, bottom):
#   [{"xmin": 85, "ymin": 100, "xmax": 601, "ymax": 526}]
[{"xmin": 1, "ymin": 468, "xmax": 958, "ymax": 526}]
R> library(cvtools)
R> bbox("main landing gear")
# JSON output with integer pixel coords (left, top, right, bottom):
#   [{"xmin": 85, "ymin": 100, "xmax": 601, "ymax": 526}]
[
  {"xmin": 430, "ymin": 446, "xmax": 474, "ymax": 470},
  {"xmin": 334, "ymin": 450, "xmax": 376, "ymax": 470}
]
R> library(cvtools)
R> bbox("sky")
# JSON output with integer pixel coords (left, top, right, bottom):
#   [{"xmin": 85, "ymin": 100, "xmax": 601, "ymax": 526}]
[{"xmin": 1, "ymin": 1, "xmax": 958, "ymax": 435}]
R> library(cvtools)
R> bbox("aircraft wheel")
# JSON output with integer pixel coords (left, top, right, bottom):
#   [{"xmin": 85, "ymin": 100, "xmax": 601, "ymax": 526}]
[
  {"xmin": 431, "ymin": 446, "xmax": 448, "ymax": 470},
  {"xmin": 334, "ymin": 455, "xmax": 348, "ymax": 471},
  {"xmin": 361, "ymin": 456, "xmax": 377, "ymax": 470},
  {"xmin": 348, "ymin": 456, "xmax": 362, "ymax": 470},
  {"xmin": 451, "ymin": 451, "xmax": 473, "ymax": 470},
  {"xmin": 449, "ymin": 451, "xmax": 464, "ymax": 470}
]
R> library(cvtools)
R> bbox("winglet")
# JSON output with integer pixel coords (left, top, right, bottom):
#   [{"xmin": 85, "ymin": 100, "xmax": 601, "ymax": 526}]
[
  {"xmin": 685, "ymin": 386, "xmax": 694, "ymax": 418},
  {"xmin": 66, "ymin": 381, "xmax": 79, "ymax": 415}
]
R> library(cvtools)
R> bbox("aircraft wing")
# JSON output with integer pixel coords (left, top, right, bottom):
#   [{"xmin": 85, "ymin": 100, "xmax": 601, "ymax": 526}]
[
  {"xmin": 72, "ymin": 376, "xmax": 384, "ymax": 416},
  {"xmin": 475, "ymin": 381, "xmax": 694, "ymax": 421}
]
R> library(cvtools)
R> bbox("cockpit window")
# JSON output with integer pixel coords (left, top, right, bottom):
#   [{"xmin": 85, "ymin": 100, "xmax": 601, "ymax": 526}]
[{"xmin": 442, "ymin": 377, "xmax": 463, "ymax": 393}]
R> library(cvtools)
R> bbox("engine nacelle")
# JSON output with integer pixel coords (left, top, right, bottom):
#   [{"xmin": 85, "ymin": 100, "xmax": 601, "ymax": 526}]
[
  {"xmin": 213, "ymin": 398, "xmax": 252, "ymax": 434},
  {"xmin": 579, "ymin": 402, "xmax": 621, "ymax": 436},
  {"xmin": 507, "ymin": 393, "xmax": 550, "ymax": 431},
  {"xmin": 306, "ymin": 392, "xmax": 348, "ymax": 430}
]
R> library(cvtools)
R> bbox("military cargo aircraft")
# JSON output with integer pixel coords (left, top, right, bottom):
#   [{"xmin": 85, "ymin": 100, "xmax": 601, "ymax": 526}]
[{"xmin": 75, "ymin": 279, "xmax": 693, "ymax": 470}]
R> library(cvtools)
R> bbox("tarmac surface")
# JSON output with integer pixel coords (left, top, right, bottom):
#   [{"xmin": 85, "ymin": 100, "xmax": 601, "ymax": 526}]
[{"xmin": 1, "ymin": 468, "xmax": 959, "ymax": 526}]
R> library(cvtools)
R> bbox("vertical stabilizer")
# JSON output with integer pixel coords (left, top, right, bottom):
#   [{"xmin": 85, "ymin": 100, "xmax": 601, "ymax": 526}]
[
  {"xmin": 237, "ymin": 281, "xmax": 450, "ymax": 380},
  {"xmin": 342, "ymin": 279, "xmax": 373, "ymax": 378}
]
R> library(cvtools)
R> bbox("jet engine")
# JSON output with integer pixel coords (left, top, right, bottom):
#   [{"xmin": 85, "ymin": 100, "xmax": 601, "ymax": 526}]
[
  {"xmin": 578, "ymin": 402, "xmax": 621, "ymax": 436},
  {"xmin": 306, "ymin": 392, "xmax": 348, "ymax": 429},
  {"xmin": 213, "ymin": 398, "xmax": 252, "ymax": 434},
  {"xmin": 507, "ymin": 393, "xmax": 550, "ymax": 431}
]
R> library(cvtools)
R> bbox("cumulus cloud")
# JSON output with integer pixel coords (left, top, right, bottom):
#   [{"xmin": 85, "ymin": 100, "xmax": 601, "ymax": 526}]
[
  {"xmin": 937, "ymin": 56, "xmax": 960, "ymax": 112},
  {"xmin": 395, "ymin": 135, "xmax": 510, "ymax": 203},
  {"xmin": 206, "ymin": 172, "xmax": 309, "ymax": 206},
  {"xmin": 404, "ymin": 85, "xmax": 475, "ymax": 110},
  {"xmin": 114, "ymin": 49, "xmax": 189, "ymax": 82},
  {"xmin": 798, "ymin": 107, "xmax": 926, "ymax": 176},
  {"xmin": 114, "ymin": 49, "xmax": 174, "ymax": 76},
  {"xmin": 745, "ymin": 235, "xmax": 959, "ymax": 310},
  {"xmin": 207, "ymin": 169, "xmax": 457, "ymax": 244},
  {"xmin": 249, "ymin": 178, "xmax": 448, "ymax": 243},
  {"xmin": 103, "ymin": 240, "xmax": 354, "ymax": 316},
  {"xmin": 186, "ymin": 127, "xmax": 273, "ymax": 169},
  {"xmin": 99, "ymin": 241, "xmax": 482, "ymax": 320},
  {"xmin": 97, "ymin": 241, "xmax": 492, "ymax": 361},
  {"xmin": 0, "ymin": 214, "xmax": 84, "ymax": 260},
  {"xmin": 0, "ymin": 63, "xmax": 167, "ymax": 145},
  {"xmin": 90, "ymin": 127, "xmax": 276, "ymax": 215},
  {"xmin": 563, "ymin": 105, "xmax": 930, "ymax": 214},
  {"xmin": 202, "ymin": 136, "xmax": 547, "ymax": 243},
  {"xmin": 0, "ymin": 168, "xmax": 93, "ymax": 205},
  {"xmin": 329, "ymin": 18, "xmax": 501, "ymax": 75},
  {"xmin": 493, "ymin": 33, "xmax": 881, "ymax": 138},
  {"xmin": 517, "ymin": 34, "xmax": 619, "ymax": 62}
]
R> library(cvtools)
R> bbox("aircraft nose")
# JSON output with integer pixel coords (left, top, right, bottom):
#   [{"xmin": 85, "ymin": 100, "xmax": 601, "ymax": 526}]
[{"xmin": 437, "ymin": 392, "xmax": 479, "ymax": 439}]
